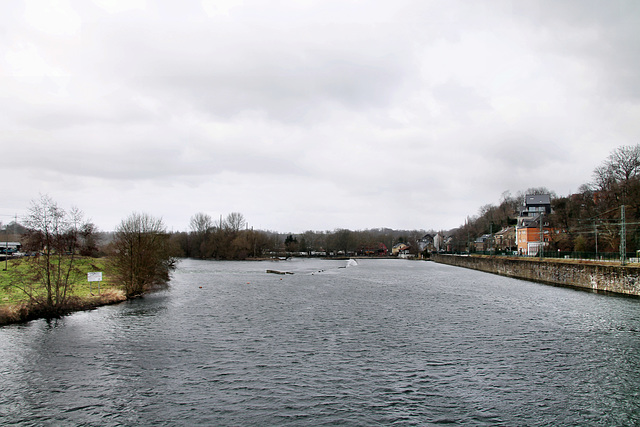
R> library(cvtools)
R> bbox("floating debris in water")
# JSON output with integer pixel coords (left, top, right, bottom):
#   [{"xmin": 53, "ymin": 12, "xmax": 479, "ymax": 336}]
[{"xmin": 266, "ymin": 269, "xmax": 294, "ymax": 275}]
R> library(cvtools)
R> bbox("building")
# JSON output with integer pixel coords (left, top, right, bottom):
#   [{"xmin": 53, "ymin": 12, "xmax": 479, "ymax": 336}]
[
  {"xmin": 519, "ymin": 194, "xmax": 552, "ymax": 219},
  {"xmin": 433, "ymin": 233, "xmax": 445, "ymax": 252},
  {"xmin": 359, "ymin": 242, "xmax": 388, "ymax": 256},
  {"xmin": 392, "ymin": 242, "xmax": 410, "ymax": 256},
  {"xmin": 494, "ymin": 227, "xmax": 516, "ymax": 251},
  {"xmin": 475, "ymin": 234, "xmax": 492, "ymax": 252},
  {"xmin": 516, "ymin": 194, "xmax": 553, "ymax": 255},
  {"xmin": 418, "ymin": 234, "xmax": 434, "ymax": 253},
  {"xmin": 443, "ymin": 235, "xmax": 454, "ymax": 252}
]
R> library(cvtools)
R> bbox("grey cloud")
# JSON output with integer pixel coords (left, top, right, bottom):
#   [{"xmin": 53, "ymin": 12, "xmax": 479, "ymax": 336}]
[
  {"xmin": 2, "ymin": 0, "xmax": 639, "ymax": 232},
  {"xmin": 432, "ymin": 80, "xmax": 490, "ymax": 116},
  {"xmin": 76, "ymin": 20, "xmax": 417, "ymax": 122},
  {"xmin": 515, "ymin": 0, "xmax": 640, "ymax": 101}
]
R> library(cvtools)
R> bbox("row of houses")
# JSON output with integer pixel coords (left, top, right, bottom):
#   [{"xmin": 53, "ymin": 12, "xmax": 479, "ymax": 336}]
[{"xmin": 475, "ymin": 194, "xmax": 553, "ymax": 255}]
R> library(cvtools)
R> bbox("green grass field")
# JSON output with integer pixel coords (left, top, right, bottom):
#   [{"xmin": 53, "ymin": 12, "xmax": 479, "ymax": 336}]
[{"xmin": 0, "ymin": 257, "xmax": 120, "ymax": 306}]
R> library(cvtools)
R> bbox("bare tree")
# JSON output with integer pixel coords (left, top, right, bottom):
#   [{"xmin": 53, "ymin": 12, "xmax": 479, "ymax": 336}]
[
  {"xmin": 189, "ymin": 212, "xmax": 214, "ymax": 258},
  {"xmin": 607, "ymin": 144, "xmax": 640, "ymax": 183},
  {"xmin": 108, "ymin": 213, "xmax": 177, "ymax": 297},
  {"xmin": 225, "ymin": 212, "xmax": 246, "ymax": 233},
  {"xmin": 12, "ymin": 195, "xmax": 90, "ymax": 316},
  {"xmin": 190, "ymin": 212, "xmax": 214, "ymax": 234},
  {"xmin": 79, "ymin": 222, "xmax": 100, "ymax": 257}
]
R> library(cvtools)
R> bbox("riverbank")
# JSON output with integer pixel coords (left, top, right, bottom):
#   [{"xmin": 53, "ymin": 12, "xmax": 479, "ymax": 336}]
[
  {"xmin": 0, "ymin": 290, "xmax": 127, "ymax": 326},
  {"xmin": 0, "ymin": 257, "xmax": 128, "ymax": 326},
  {"xmin": 432, "ymin": 254, "xmax": 640, "ymax": 296}
]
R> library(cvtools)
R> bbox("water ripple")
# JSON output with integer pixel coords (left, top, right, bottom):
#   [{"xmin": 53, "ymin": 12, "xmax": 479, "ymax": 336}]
[{"xmin": 1, "ymin": 259, "xmax": 640, "ymax": 425}]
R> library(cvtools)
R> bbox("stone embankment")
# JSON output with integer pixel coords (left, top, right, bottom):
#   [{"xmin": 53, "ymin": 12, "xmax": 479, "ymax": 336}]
[{"xmin": 432, "ymin": 254, "xmax": 640, "ymax": 296}]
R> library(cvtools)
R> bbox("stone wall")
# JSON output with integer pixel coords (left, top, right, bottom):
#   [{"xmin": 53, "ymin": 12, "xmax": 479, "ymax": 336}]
[{"xmin": 431, "ymin": 254, "xmax": 640, "ymax": 296}]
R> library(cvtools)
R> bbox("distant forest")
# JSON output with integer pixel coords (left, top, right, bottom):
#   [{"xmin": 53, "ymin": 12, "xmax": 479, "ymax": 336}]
[{"xmin": 169, "ymin": 212, "xmax": 433, "ymax": 259}]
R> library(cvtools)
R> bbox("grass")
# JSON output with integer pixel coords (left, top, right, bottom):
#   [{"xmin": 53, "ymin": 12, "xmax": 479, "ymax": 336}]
[
  {"xmin": 0, "ymin": 257, "xmax": 120, "ymax": 305},
  {"xmin": 0, "ymin": 256, "xmax": 126, "ymax": 325}
]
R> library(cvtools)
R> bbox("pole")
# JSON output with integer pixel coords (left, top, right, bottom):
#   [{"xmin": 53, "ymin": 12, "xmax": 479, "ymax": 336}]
[
  {"xmin": 490, "ymin": 222, "xmax": 493, "ymax": 254},
  {"xmin": 620, "ymin": 205, "xmax": 626, "ymax": 265},
  {"xmin": 539, "ymin": 213, "xmax": 544, "ymax": 260},
  {"xmin": 595, "ymin": 221, "xmax": 598, "ymax": 259},
  {"xmin": 4, "ymin": 227, "xmax": 7, "ymax": 271}
]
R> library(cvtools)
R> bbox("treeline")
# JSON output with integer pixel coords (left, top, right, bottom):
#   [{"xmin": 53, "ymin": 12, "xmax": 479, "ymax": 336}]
[
  {"xmin": 450, "ymin": 144, "xmax": 640, "ymax": 253},
  {"xmin": 168, "ymin": 212, "xmax": 433, "ymax": 259}
]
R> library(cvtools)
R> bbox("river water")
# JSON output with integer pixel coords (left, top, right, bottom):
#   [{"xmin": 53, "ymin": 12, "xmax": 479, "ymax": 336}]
[{"xmin": 1, "ymin": 258, "xmax": 639, "ymax": 426}]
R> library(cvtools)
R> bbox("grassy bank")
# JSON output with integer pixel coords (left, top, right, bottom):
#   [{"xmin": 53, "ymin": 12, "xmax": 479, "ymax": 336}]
[{"xmin": 0, "ymin": 257, "xmax": 126, "ymax": 326}]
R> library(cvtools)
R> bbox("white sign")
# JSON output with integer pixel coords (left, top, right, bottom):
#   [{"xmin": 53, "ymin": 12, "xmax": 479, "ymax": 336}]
[{"xmin": 88, "ymin": 272, "xmax": 103, "ymax": 282}]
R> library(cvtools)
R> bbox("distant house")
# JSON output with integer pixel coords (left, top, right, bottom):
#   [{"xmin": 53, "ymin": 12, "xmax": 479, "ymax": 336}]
[
  {"xmin": 359, "ymin": 242, "xmax": 388, "ymax": 256},
  {"xmin": 494, "ymin": 227, "xmax": 516, "ymax": 251},
  {"xmin": 443, "ymin": 235, "xmax": 454, "ymax": 252},
  {"xmin": 418, "ymin": 234, "xmax": 434, "ymax": 252},
  {"xmin": 518, "ymin": 194, "xmax": 552, "ymax": 222},
  {"xmin": 433, "ymin": 233, "xmax": 445, "ymax": 252},
  {"xmin": 474, "ymin": 234, "xmax": 492, "ymax": 252},
  {"xmin": 516, "ymin": 194, "xmax": 553, "ymax": 255},
  {"xmin": 392, "ymin": 242, "xmax": 411, "ymax": 256}
]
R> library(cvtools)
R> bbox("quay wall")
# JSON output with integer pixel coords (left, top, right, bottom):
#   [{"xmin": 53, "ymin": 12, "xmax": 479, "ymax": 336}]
[{"xmin": 431, "ymin": 254, "xmax": 640, "ymax": 296}]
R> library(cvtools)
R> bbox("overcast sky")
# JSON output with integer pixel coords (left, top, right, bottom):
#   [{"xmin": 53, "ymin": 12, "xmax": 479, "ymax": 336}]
[{"xmin": 2, "ymin": 0, "xmax": 639, "ymax": 233}]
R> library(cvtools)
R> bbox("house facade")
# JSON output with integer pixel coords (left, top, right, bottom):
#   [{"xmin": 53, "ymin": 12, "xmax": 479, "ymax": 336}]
[
  {"xmin": 494, "ymin": 227, "xmax": 516, "ymax": 251},
  {"xmin": 392, "ymin": 242, "xmax": 410, "ymax": 256},
  {"xmin": 433, "ymin": 233, "xmax": 445, "ymax": 252},
  {"xmin": 516, "ymin": 194, "xmax": 553, "ymax": 255},
  {"xmin": 418, "ymin": 234, "xmax": 434, "ymax": 253},
  {"xmin": 475, "ymin": 234, "xmax": 492, "ymax": 252}
]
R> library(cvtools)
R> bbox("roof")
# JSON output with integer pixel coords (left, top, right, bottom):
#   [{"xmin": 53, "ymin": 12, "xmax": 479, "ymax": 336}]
[
  {"xmin": 494, "ymin": 226, "xmax": 514, "ymax": 235},
  {"xmin": 524, "ymin": 194, "xmax": 551, "ymax": 206}
]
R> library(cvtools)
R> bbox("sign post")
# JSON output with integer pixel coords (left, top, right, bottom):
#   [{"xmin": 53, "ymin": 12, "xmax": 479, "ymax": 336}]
[{"xmin": 88, "ymin": 272, "xmax": 103, "ymax": 295}]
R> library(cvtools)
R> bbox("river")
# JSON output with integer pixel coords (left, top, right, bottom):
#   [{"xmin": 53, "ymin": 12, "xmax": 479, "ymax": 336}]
[{"xmin": 1, "ymin": 258, "xmax": 639, "ymax": 426}]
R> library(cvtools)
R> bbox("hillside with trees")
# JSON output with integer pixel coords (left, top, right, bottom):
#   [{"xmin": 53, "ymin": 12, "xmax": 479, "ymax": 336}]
[{"xmin": 449, "ymin": 144, "xmax": 640, "ymax": 256}]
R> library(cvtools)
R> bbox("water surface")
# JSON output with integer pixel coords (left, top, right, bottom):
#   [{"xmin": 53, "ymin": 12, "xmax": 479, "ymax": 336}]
[{"xmin": 1, "ymin": 258, "xmax": 639, "ymax": 425}]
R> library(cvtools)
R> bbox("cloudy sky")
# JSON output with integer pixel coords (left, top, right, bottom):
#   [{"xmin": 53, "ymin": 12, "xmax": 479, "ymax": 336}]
[{"xmin": 2, "ymin": 0, "xmax": 639, "ymax": 233}]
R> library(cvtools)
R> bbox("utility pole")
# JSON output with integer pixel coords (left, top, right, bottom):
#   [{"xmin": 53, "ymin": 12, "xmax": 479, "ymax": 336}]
[
  {"xmin": 539, "ymin": 212, "xmax": 544, "ymax": 260},
  {"xmin": 620, "ymin": 205, "xmax": 626, "ymax": 265},
  {"xmin": 490, "ymin": 222, "xmax": 493, "ymax": 255},
  {"xmin": 467, "ymin": 230, "xmax": 470, "ymax": 254},
  {"xmin": 594, "ymin": 221, "xmax": 598, "ymax": 259},
  {"xmin": 3, "ymin": 229, "xmax": 7, "ymax": 271}
]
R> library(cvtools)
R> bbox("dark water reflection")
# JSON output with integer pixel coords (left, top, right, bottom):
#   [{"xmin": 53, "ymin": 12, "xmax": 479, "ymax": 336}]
[{"xmin": 1, "ymin": 258, "xmax": 639, "ymax": 426}]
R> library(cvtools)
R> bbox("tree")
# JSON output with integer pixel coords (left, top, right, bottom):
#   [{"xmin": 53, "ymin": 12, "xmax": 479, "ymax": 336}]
[
  {"xmin": 592, "ymin": 144, "xmax": 640, "ymax": 205},
  {"xmin": 108, "ymin": 213, "xmax": 178, "ymax": 298},
  {"xmin": 224, "ymin": 212, "xmax": 246, "ymax": 233},
  {"xmin": 13, "ymin": 195, "xmax": 91, "ymax": 316},
  {"xmin": 606, "ymin": 144, "xmax": 640, "ymax": 184},
  {"xmin": 333, "ymin": 229, "xmax": 353, "ymax": 254},
  {"xmin": 284, "ymin": 234, "xmax": 298, "ymax": 253},
  {"xmin": 189, "ymin": 212, "xmax": 214, "ymax": 258},
  {"xmin": 190, "ymin": 212, "xmax": 214, "ymax": 234},
  {"xmin": 79, "ymin": 222, "xmax": 101, "ymax": 257}
]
